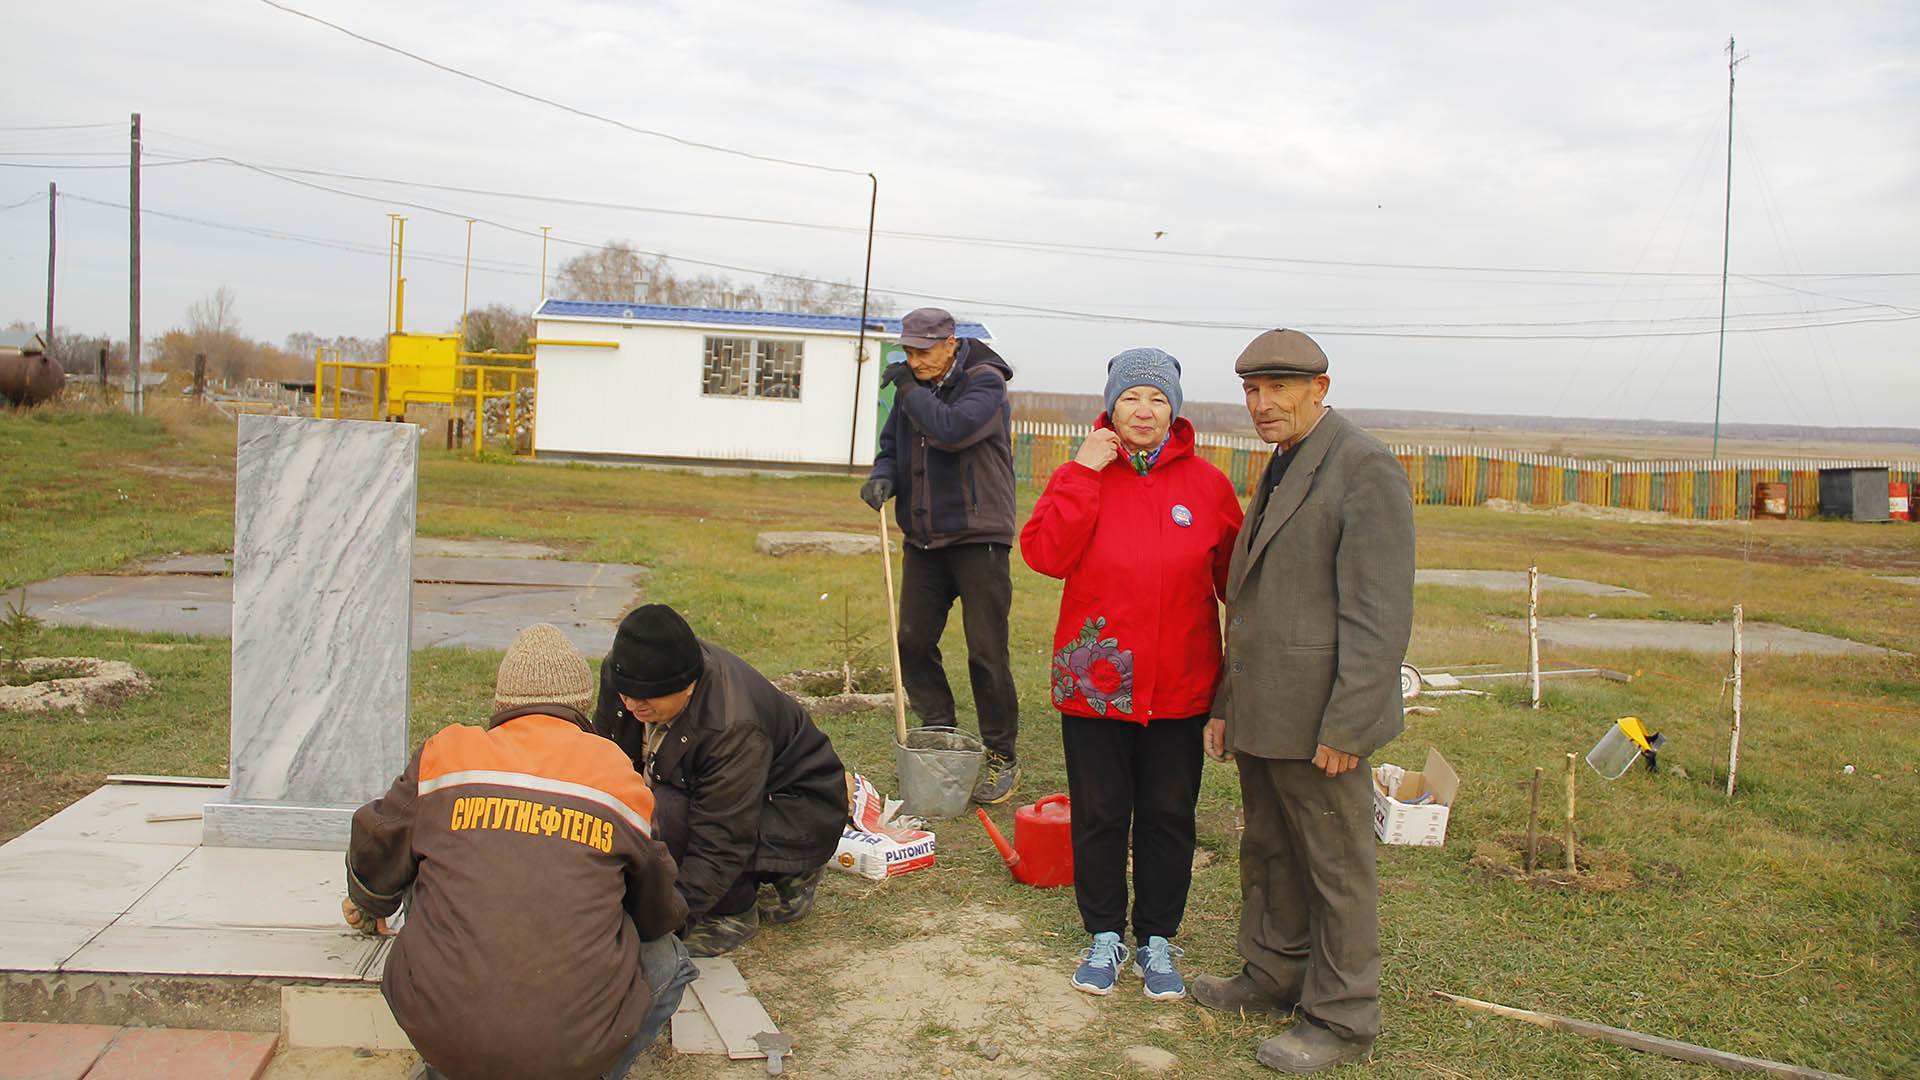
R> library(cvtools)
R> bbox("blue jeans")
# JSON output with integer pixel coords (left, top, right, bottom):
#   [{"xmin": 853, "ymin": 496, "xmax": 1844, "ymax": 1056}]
[{"xmin": 605, "ymin": 934, "xmax": 698, "ymax": 1079}]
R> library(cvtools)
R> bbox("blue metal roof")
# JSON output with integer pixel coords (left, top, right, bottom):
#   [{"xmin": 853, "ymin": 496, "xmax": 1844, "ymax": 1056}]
[{"xmin": 534, "ymin": 299, "xmax": 990, "ymax": 339}]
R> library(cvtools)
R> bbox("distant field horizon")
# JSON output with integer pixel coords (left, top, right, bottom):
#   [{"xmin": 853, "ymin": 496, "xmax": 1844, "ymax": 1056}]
[{"xmin": 1010, "ymin": 391, "xmax": 1920, "ymax": 463}]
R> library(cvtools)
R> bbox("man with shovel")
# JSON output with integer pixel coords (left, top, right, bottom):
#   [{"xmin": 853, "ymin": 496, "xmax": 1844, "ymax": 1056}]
[
  {"xmin": 1196, "ymin": 329, "xmax": 1415, "ymax": 1074},
  {"xmin": 860, "ymin": 306, "xmax": 1022, "ymax": 804}
]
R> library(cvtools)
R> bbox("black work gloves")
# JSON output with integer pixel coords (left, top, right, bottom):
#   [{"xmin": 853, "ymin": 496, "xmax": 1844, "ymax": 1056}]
[
  {"xmin": 880, "ymin": 361, "xmax": 915, "ymax": 391},
  {"xmin": 860, "ymin": 477, "xmax": 893, "ymax": 510}
]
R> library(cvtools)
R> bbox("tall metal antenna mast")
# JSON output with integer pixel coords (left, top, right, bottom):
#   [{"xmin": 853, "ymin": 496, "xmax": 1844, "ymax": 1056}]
[{"xmin": 1711, "ymin": 36, "xmax": 1745, "ymax": 459}]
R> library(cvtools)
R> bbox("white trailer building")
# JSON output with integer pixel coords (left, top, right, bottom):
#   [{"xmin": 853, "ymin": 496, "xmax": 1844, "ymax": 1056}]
[{"xmin": 530, "ymin": 301, "xmax": 993, "ymax": 470}]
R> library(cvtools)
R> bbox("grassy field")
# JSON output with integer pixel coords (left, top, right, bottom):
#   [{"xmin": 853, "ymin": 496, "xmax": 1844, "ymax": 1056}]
[{"xmin": 2, "ymin": 399, "xmax": 1917, "ymax": 1078}]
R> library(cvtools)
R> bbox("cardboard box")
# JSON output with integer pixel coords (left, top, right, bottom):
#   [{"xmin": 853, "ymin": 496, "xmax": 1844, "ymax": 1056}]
[
  {"xmin": 832, "ymin": 825, "xmax": 936, "ymax": 880},
  {"xmin": 1372, "ymin": 747, "xmax": 1458, "ymax": 846}
]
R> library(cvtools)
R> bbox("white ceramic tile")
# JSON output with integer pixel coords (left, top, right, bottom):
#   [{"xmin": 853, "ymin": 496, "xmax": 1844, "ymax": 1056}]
[
  {"xmin": 118, "ymin": 846, "xmax": 345, "ymax": 931},
  {"xmin": 0, "ymin": 917, "xmax": 108, "ymax": 970},
  {"xmin": 0, "ymin": 834, "xmax": 191, "ymax": 922},
  {"xmin": 64, "ymin": 924, "xmax": 380, "ymax": 979},
  {"xmin": 20, "ymin": 784, "xmax": 213, "ymax": 847},
  {"xmin": 217, "ymin": 416, "xmax": 416, "ymax": 845}
]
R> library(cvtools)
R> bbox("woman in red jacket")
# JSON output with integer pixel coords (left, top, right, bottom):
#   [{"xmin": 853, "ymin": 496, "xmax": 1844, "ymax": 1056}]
[{"xmin": 1020, "ymin": 347, "xmax": 1243, "ymax": 1001}]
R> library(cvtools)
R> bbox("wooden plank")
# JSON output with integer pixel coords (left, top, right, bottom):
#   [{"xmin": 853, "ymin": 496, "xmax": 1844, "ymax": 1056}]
[
  {"xmin": 1431, "ymin": 991, "xmax": 1859, "ymax": 1080},
  {"xmin": 670, "ymin": 990, "xmax": 727, "ymax": 1055},
  {"xmin": 688, "ymin": 957, "xmax": 775, "ymax": 1060},
  {"xmin": 107, "ymin": 774, "xmax": 229, "ymax": 787}
]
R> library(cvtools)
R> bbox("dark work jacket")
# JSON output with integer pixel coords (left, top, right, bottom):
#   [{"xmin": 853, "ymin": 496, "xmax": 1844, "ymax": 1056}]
[
  {"xmin": 346, "ymin": 705, "xmax": 685, "ymax": 1080},
  {"xmin": 868, "ymin": 338, "xmax": 1016, "ymax": 549},
  {"xmin": 592, "ymin": 641, "xmax": 848, "ymax": 922}
]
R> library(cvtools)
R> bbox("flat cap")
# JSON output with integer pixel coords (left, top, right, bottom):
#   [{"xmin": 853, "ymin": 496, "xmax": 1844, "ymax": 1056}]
[{"xmin": 1233, "ymin": 329, "xmax": 1328, "ymax": 378}]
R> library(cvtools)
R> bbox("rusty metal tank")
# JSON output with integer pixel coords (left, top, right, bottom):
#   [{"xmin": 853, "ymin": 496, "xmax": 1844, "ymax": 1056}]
[{"xmin": 0, "ymin": 352, "xmax": 66, "ymax": 406}]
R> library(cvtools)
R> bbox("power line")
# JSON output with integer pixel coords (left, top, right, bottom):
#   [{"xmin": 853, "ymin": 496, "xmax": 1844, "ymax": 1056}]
[
  {"xmin": 254, "ymin": 0, "xmax": 868, "ymax": 180},
  {"xmin": 47, "ymin": 174, "xmax": 1920, "ymax": 342},
  {"xmin": 0, "ymin": 191, "xmax": 46, "ymax": 211}
]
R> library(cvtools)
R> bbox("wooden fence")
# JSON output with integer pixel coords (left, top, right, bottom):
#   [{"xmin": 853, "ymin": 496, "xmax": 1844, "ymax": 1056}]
[{"xmin": 1010, "ymin": 421, "xmax": 1920, "ymax": 521}]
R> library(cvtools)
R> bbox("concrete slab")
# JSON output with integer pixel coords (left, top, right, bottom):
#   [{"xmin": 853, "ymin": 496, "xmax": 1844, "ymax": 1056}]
[
  {"xmin": 1881, "ymin": 575, "xmax": 1920, "ymax": 588},
  {"xmin": 1511, "ymin": 616, "xmax": 1902, "ymax": 657},
  {"xmin": 66, "ymin": 926, "xmax": 378, "ymax": 982},
  {"xmin": 0, "ymin": 1021, "xmax": 118, "ymax": 1080},
  {"xmin": 26, "ymin": 561, "xmax": 643, "ymax": 656},
  {"xmin": 754, "ymin": 531, "xmax": 894, "ymax": 557},
  {"xmin": 1417, "ymin": 569, "xmax": 1648, "ymax": 598},
  {"xmin": 16, "ymin": 785, "xmax": 209, "ymax": 848},
  {"xmin": 85, "ymin": 1027, "xmax": 277, "ymax": 1080}
]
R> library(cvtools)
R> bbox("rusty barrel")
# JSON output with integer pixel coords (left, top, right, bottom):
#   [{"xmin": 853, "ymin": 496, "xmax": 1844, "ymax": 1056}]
[{"xmin": 1752, "ymin": 481, "xmax": 1789, "ymax": 520}]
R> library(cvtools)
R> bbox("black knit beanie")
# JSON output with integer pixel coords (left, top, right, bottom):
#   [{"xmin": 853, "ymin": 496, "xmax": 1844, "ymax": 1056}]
[{"xmin": 606, "ymin": 604, "xmax": 704, "ymax": 699}]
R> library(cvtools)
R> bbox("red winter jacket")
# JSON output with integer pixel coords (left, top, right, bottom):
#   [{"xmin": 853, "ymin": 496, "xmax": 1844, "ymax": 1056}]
[{"xmin": 1020, "ymin": 417, "xmax": 1244, "ymax": 723}]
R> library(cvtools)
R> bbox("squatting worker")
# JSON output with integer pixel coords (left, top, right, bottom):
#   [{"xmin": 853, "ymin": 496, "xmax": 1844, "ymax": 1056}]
[
  {"xmin": 343, "ymin": 622, "xmax": 694, "ymax": 1080},
  {"xmin": 1020, "ymin": 348, "xmax": 1242, "ymax": 1002},
  {"xmin": 1195, "ymin": 329, "xmax": 1415, "ymax": 1075},
  {"xmin": 593, "ymin": 604, "xmax": 849, "ymax": 957},
  {"xmin": 860, "ymin": 306, "xmax": 1023, "ymax": 804}
]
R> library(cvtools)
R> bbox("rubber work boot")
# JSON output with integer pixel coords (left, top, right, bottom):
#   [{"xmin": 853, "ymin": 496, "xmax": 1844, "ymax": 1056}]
[
  {"xmin": 759, "ymin": 865, "xmax": 823, "ymax": 925},
  {"xmin": 1254, "ymin": 1021, "xmax": 1374, "ymax": 1074},
  {"xmin": 1191, "ymin": 971, "xmax": 1296, "ymax": 1018},
  {"xmin": 682, "ymin": 905, "xmax": 760, "ymax": 957},
  {"xmin": 971, "ymin": 751, "xmax": 1019, "ymax": 805}
]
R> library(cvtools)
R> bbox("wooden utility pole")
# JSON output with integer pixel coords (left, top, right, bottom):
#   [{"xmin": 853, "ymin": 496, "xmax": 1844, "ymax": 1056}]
[
  {"xmin": 45, "ymin": 182, "xmax": 55, "ymax": 357},
  {"xmin": 129, "ymin": 113, "xmax": 142, "ymax": 415}
]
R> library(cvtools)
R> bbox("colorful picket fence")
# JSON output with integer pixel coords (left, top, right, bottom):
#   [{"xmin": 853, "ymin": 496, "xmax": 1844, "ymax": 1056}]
[{"xmin": 1009, "ymin": 421, "xmax": 1920, "ymax": 521}]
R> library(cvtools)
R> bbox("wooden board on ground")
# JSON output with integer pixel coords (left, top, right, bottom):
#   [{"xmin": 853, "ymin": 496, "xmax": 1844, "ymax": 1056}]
[
  {"xmin": 689, "ymin": 956, "xmax": 776, "ymax": 1060},
  {"xmin": 671, "ymin": 990, "xmax": 726, "ymax": 1054}
]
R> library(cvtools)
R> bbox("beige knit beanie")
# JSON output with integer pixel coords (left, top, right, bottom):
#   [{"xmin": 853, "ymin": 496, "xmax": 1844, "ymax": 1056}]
[{"xmin": 494, "ymin": 623, "xmax": 594, "ymax": 715}]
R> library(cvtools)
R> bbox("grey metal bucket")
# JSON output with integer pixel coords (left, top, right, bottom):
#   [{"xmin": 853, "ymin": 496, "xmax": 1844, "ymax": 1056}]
[{"xmin": 894, "ymin": 726, "xmax": 985, "ymax": 819}]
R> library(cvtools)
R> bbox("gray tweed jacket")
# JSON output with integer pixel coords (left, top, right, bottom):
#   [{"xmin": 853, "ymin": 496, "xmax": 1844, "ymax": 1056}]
[{"xmin": 1213, "ymin": 408, "xmax": 1416, "ymax": 760}]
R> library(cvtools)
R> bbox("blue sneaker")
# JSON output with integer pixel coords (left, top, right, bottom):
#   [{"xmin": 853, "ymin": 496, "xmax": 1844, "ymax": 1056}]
[
  {"xmin": 1133, "ymin": 936, "xmax": 1187, "ymax": 1001},
  {"xmin": 1071, "ymin": 931, "xmax": 1128, "ymax": 996}
]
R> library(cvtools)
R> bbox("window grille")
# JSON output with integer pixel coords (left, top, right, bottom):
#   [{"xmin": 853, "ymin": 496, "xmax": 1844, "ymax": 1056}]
[{"xmin": 702, "ymin": 337, "xmax": 803, "ymax": 401}]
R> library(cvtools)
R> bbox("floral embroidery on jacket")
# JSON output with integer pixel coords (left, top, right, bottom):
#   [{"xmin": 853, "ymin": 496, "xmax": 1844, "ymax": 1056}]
[{"xmin": 1051, "ymin": 616, "xmax": 1134, "ymax": 715}]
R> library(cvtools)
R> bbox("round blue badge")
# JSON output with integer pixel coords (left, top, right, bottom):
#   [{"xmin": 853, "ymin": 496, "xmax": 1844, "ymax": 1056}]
[{"xmin": 1171, "ymin": 504, "xmax": 1193, "ymax": 527}]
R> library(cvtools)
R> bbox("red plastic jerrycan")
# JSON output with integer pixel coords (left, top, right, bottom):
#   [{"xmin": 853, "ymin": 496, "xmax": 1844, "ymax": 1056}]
[{"xmin": 1012, "ymin": 794, "xmax": 1075, "ymax": 888}]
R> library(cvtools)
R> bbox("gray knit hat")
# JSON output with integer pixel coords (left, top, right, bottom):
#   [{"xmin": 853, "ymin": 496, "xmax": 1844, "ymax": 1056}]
[
  {"xmin": 1104, "ymin": 347, "xmax": 1183, "ymax": 420},
  {"xmin": 494, "ymin": 623, "xmax": 594, "ymax": 715}
]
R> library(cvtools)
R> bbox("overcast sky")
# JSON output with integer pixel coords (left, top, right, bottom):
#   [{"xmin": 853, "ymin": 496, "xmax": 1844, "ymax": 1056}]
[{"xmin": 4, "ymin": 0, "xmax": 1916, "ymax": 428}]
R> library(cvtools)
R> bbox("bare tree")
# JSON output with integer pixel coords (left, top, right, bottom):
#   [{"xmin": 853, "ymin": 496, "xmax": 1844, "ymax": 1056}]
[
  {"xmin": 553, "ymin": 240, "xmax": 893, "ymax": 314},
  {"xmin": 462, "ymin": 304, "xmax": 535, "ymax": 358},
  {"xmin": 185, "ymin": 287, "xmax": 247, "ymax": 382}
]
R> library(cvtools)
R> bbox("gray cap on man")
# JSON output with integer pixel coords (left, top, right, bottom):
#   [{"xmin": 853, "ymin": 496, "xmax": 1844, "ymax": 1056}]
[
  {"xmin": 896, "ymin": 307, "xmax": 956, "ymax": 349},
  {"xmin": 1233, "ymin": 328, "xmax": 1328, "ymax": 377}
]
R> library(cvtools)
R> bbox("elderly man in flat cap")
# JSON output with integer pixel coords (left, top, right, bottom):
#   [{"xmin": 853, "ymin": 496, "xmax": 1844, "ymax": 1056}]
[
  {"xmin": 860, "ymin": 306, "xmax": 1023, "ymax": 805},
  {"xmin": 1194, "ymin": 329, "xmax": 1415, "ymax": 1073}
]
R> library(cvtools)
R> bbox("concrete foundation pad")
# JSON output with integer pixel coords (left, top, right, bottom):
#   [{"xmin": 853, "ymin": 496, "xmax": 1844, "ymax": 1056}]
[
  {"xmin": 1880, "ymin": 576, "xmax": 1920, "ymax": 588},
  {"xmin": 1418, "ymin": 569, "xmax": 1648, "ymax": 598},
  {"xmin": 1510, "ymin": 616, "xmax": 1902, "ymax": 656},
  {"xmin": 25, "ymin": 559, "xmax": 645, "ymax": 657}
]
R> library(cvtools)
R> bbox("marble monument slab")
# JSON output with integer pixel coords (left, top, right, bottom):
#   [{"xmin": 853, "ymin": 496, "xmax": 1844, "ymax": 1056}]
[{"xmin": 203, "ymin": 416, "xmax": 418, "ymax": 851}]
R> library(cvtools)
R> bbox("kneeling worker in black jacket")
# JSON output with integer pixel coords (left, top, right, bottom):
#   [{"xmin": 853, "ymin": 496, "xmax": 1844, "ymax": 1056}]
[{"xmin": 593, "ymin": 604, "xmax": 849, "ymax": 956}]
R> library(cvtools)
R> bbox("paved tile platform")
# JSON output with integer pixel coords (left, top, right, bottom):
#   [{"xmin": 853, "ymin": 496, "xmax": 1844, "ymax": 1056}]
[{"xmin": 0, "ymin": 784, "xmax": 383, "ymax": 1032}]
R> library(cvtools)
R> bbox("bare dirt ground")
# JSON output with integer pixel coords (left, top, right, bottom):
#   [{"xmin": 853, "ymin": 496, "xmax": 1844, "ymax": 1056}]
[{"xmin": 259, "ymin": 909, "xmax": 1155, "ymax": 1080}]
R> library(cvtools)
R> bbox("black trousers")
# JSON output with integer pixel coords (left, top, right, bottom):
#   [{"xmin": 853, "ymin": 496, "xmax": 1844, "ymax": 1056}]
[
  {"xmin": 897, "ymin": 542, "xmax": 1019, "ymax": 760},
  {"xmin": 1060, "ymin": 712, "xmax": 1204, "ymax": 945},
  {"xmin": 1235, "ymin": 755, "xmax": 1382, "ymax": 1040}
]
